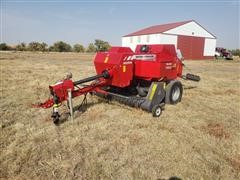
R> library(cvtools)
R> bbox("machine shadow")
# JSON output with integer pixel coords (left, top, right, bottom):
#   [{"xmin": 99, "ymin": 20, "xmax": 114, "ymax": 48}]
[
  {"xmin": 183, "ymin": 85, "xmax": 198, "ymax": 90},
  {"xmin": 157, "ymin": 176, "xmax": 182, "ymax": 180},
  {"xmin": 57, "ymin": 98, "xmax": 107, "ymax": 125}
]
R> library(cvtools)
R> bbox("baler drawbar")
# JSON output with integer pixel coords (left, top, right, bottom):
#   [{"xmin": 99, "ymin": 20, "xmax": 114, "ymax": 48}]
[{"xmin": 34, "ymin": 44, "xmax": 200, "ymax": 124}]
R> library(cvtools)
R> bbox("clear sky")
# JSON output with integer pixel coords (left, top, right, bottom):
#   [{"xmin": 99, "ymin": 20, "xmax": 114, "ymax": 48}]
[{"xmin": 1, "ymin": 0, "xmax": 239, "ymax": 49}]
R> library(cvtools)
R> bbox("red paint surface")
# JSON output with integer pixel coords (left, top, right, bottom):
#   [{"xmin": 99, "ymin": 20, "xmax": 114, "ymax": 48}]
[
  {"xmin": 37, "ymin": 45, "xmax": 185, "ymax": 109},
  {"xmin": 177, "ymin": 35, "xmax": 206, "ymax": 60},
  {"xmin": 94, "ymin": 45, "xmax": 183, "ymax": 85},
  {"xmin": 124, "ymin": 20, "xmax": 192, "ymax": 37}
]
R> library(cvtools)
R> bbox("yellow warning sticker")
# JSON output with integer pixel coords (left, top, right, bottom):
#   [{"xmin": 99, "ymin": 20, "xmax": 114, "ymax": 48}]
[
  {"xmin": 123, "ymin": 65, "xmax": 126, "ymax": 72},
  {"xmin": 149, "ymin": 83, "xmax": 157, "ymax": 100},
  {"xmin": 104, "ymin": 56, "xmax": 109, "ymax": 63}
]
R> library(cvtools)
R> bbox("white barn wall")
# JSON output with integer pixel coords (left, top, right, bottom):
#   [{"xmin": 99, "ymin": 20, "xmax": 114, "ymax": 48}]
[
  {"xmin": 122, "ymin": 37, "xmax": 133, "ymax": 50},
  {"xmin": 122, "ymin": 34, "xmax": 160, "ymax": 51},
  {"xmin": 122, "ymin": 33, "xmax": 177, "ymax": 51},
  {"xmin": 159, "ymin": 34, "xmax": 177, "ymax": 47},
  {"xmin": 164, "ymin": 21, "xmax": 215, "ymax": 38},
  {"xmin": 122, "ymin": 36, "xmax": 137, "ymax": 51},
  {"xmin": 204, "ymin": 38, "xmax": 217, "ymax": 56},
  {"xmin": 148, "ymin": 34, "xmax": 161, "ymax": 43}
]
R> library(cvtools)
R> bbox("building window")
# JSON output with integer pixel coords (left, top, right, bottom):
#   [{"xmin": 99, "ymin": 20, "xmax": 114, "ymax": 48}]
[
  {"xmin": 138, "ymin": 36, "xmax": 141, "ymax": 43},
  {"xmin": 146, "ymin": 35, "xmax": 150, "ymax": 42},
  {"xmin": 130, "ymin": 37, "xmax": 133, "ymax": 43}
]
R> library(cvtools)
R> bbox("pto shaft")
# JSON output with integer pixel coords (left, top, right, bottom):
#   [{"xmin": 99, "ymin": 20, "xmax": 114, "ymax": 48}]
[{"xmin": 73, "ymin": 70, "xmax": 110, "ymax": 85}]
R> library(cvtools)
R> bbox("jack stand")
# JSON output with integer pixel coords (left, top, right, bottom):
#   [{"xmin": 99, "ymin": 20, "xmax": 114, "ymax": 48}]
[{"xmin": 67, "ymin": 89, "xmax": 74, "ymax": 121}]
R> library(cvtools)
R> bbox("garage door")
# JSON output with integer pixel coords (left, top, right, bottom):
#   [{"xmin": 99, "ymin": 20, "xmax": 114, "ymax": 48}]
[{"xmin": 177, "ymin": 35, "xmax": 205, "ymax": 60}]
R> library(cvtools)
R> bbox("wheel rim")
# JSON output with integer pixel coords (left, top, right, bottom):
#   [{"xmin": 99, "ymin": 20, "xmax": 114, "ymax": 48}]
[
  {"xmin": 172, "ymin": 86, "xmax": 180, "ymax": 101},
  {"xmin": 155, "ymin": 107, "xmax": 161, "ymax": 116}
]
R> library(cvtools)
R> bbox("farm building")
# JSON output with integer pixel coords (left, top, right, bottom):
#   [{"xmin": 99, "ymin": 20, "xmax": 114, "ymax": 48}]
[{"xmin": 122, "ymin": 20, "xmax": 217, "ymax": 60}]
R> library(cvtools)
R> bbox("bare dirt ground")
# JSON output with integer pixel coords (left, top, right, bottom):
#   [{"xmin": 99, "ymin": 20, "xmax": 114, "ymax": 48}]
[{"xmin": 0, "ymin": 51, "xmax": 240, "ymax": 179}]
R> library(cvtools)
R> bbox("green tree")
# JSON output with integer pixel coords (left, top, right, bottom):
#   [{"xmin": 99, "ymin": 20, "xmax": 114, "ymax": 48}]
[
  {"xmin": 48, "ymin": 45, "xmax": 55, "ymax": 52},
  {"xmin": 73, "ymin": 44, "xmax": 85, "ymax": 53},
  {"xmin": 28, "ymin": 42, "xmax": 39, "ymax": 51},
  {"xmin": 94, "ymin": 39, "xmax": 111, "ymax": 52},
  {"xmin": 16, "ymin": 42, "xmax": 26, "ymax": 51},
  {"xmin": 231, "ymin": 49, "xmax": 240, "ymax": 57},
  {"xmin": 49, "ymin": 41, "xmax": 72, "ymax": 52},
  {"xmin": 86, "ymin": 43, "xmax": 96, "ymax": 53},
  {"xmin": 40, "ymin": 42, "xmax": 48, "ymax": 52},
  {"xmin": 28, "ymin": 42, "xmax": 48, "ymax": 52},
  {"xmin": 0, "ymin": 43, "xmax": 11, "ymax": 50}
]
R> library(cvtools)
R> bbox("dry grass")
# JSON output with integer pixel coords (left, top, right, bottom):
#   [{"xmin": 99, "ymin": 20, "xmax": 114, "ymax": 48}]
[{"xmin": 0, "ymin": 51, "xmax": 240, "ymax": 179}]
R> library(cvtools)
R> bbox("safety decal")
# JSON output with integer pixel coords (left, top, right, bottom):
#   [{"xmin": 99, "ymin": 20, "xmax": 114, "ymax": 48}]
[{"xmin": 149, "ymin": 83, "xmax": 157, "ymax": 100}]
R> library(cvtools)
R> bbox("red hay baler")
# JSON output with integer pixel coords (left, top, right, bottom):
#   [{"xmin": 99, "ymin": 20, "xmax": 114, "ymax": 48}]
[{"xmin": 35, "ymin": 44, "xmax": 200, "ymax": 124}]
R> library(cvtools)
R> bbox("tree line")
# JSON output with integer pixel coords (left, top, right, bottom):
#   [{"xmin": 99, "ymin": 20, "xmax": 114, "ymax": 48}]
[
  {"xmin": 0, "ymin": 39, "xmax": 111, "ymax": 53},
  {"xmin": 230, "ymin": 49, "xmax": 240, "ymax": 57}
]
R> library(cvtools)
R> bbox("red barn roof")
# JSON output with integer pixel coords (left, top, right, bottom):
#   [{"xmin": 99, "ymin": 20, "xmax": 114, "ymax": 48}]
[{"xmin": 123, "ymin": 20, "xmax": 193, "ymax": 37}]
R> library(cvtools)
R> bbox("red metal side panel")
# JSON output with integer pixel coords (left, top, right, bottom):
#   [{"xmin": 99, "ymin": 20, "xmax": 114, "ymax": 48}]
[
  {"xmin": 134, "ymin": 44, "xmax": 180, "ymax": 80},
  {"xmin": 94, "ymin": 49, "xmax": 134, "ymax": 88},
  {"xmin": 177, "ymin": 35, "xmax": 205, "ymax": 60}
]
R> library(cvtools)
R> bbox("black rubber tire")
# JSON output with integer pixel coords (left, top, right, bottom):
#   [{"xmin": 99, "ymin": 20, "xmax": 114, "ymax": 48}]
[
  {"xmin": 152, "ymin": 105, "xmax": 162, "ymax": 117},
  {"xmin": 165, "ymin": 80, "xmax": 183, "ymax": 104},
  {"xmin": 186, "ymin": 73, "xmax": 201, "ymax": 82}
]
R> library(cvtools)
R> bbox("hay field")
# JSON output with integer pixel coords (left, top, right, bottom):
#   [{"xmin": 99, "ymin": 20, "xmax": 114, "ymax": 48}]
[{"xmin": 0, "ymin": 51, "xmax": 240, "ymax": 179}]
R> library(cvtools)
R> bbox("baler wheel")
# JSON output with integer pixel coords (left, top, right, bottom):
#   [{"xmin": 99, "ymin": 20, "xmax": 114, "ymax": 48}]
[
  {"xmin": 152, "ymin": 105, "xmax": 162, "ymax": 117},
  {"xmin": 165, "ymin": 80, "xmax": 183, "ymax": 104}
]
